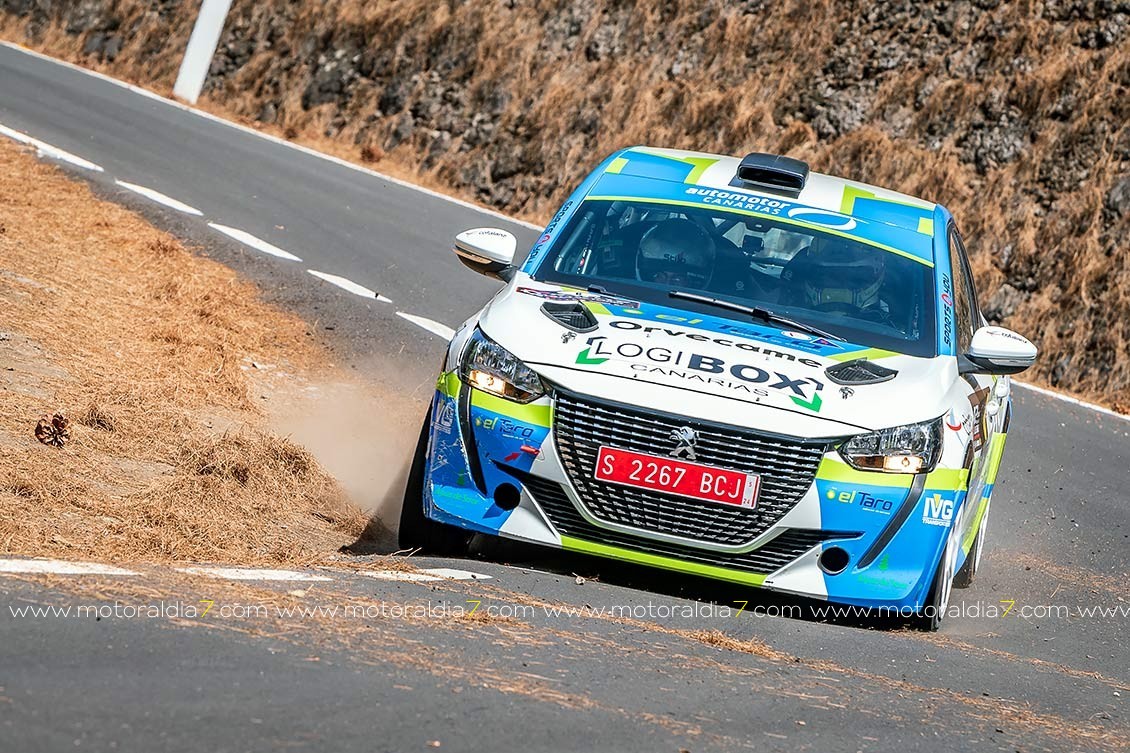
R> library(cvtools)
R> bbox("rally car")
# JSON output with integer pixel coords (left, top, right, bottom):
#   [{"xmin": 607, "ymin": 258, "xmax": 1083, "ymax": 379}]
[{"xmin": 399, "ymin": 147, "xmax": 1037, "ymax": 629}]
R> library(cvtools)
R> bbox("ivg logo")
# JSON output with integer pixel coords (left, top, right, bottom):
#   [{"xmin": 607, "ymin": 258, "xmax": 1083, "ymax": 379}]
[{"xmin": 922, "ymin": 493, "xmax": 954, "ymax": 526}]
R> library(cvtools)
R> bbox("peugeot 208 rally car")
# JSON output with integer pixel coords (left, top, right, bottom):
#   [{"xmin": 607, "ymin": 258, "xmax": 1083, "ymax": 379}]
[{"xmin": 399, "ymin": 147, "xmax": 1037, "ymax": 629}]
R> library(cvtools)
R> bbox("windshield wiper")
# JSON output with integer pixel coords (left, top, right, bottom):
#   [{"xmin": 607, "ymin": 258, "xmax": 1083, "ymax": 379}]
[{"xmin": 667, "ymin": 290, "xmax": 844, "ymax": 341}]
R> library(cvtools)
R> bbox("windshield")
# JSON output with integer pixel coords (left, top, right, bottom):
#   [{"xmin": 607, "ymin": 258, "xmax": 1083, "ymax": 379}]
[{"xmin": 531, "ymin": 199, "xmax": 937, "ymax": 357}]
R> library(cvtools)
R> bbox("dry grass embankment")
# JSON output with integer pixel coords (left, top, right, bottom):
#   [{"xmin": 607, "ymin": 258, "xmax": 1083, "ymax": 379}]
[{"xmin": 0, "ymin": 140, "xmax": 368, "ymax": 564}]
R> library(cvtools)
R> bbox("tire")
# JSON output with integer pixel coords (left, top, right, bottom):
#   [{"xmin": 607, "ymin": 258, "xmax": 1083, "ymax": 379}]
[
  {"xmin": 953, "ymin": 497, "xmax": 990, "ymax": 589},
  {"xmin": 397, "ymin": 410, "xmax": 470, "ymax": 555},
  {"xmin": 915, "ymin": 531, "xmax": 957, "ymax": 631}
]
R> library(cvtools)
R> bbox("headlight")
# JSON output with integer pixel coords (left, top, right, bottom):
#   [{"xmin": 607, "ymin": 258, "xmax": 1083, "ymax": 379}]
[
  {"xmin": 838, "ymin": 416, "xmax": 943, "ymax": 474},
  {"xmin": 459, "ymin": 329, "xmax": 545, "ymax": 403}
]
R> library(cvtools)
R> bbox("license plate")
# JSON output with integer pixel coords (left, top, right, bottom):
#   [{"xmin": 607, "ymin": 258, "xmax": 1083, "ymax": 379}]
[{"xmin": 593, "ymin": 446, "xmax": 760, "ymax": 509}]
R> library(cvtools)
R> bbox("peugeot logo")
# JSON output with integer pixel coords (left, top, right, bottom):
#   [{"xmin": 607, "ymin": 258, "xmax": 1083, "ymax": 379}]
[{"xmin": 669, "ymin": 426, "xmax": 698, "ymax": 461}]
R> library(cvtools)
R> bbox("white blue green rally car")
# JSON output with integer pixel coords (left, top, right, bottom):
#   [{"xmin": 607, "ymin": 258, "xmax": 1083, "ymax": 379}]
[{"xmin": 399, "ymin": 147, "xmax": 1037, "ymax": 629}]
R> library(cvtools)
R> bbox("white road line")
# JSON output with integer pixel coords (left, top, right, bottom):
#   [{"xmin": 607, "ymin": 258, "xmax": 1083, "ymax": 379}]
[
  {"xmin": 114, "ymin": 179, "xmax": 203, "ymax": 216},
  {"xmin": 423, "ymin": 567, "xmax": 492, "ymax": 581},
  {"xmin": 1012, "ymin": 380, "xmax": 1130, "ymax": 423},
  {"xmin": 361, "ymin": 567, "xmax": 492, "ymax": 583},
  {"xmin": 0, "ymin": 122, "xmax": 104, "ymax": 172},
  {"xmin": 396, "ymin": 312, "xmax": 455, "ymax": 340},
  {"xmin": 0, "ymin": 558, "xmax": 138, "ymax": 575},
  {"xmin": 307, "ymin": 270, "xmax": 392, "ymax": 302},
  {"xmin": 176, "ymin": 567, "xmax": 333, "ymax": 582},
  {"xmin": 208, "ymin": 223, "xmax": 302, "ymax": 261},
  {"xmin": 0, "ymin": 42, "xmax": 539, "ymax": 231},
  {"xmin": 361, "ymin": 570, "xmax": 445, "ymax": 582}
]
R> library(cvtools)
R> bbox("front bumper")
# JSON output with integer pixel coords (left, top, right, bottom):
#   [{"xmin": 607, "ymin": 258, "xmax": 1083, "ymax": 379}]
[{"xmin": 424, "ymin": 374, "xmax": 972, "ymax": 610}]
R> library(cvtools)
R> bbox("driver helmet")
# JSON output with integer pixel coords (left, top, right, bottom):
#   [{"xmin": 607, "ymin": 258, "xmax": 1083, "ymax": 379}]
[
  {"xmin": 635, "ymin": 219, "xmax": 715, "ymax": 288},
  {"xmin": 799, "ymin": 238, "xmax": 884, "ymax": 309}
]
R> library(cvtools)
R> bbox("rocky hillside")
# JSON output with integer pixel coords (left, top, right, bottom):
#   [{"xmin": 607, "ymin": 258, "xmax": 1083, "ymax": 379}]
[{"xmin": 2, "ymin": 0, "xmax": 1128, "ymax": 408}]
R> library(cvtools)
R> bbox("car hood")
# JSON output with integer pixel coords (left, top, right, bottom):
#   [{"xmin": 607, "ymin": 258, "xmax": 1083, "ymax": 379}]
[{"xmin": 479, "ymin": 277, "xmax": 954, "ymax": 438}]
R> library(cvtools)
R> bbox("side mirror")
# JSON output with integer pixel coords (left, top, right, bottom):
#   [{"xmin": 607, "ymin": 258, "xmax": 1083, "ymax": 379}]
[
  {"xmin": 453, "ymin": 228, "xmax": 516, "ymax": 281},
  {"xmin": 961, "ymin": 326, "xmax": 1037, "ymax": 375}
]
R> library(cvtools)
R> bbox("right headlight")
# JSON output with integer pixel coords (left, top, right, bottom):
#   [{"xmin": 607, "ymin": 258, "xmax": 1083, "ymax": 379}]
[
  {"xmin": 838, "ymin": 416, "xmax": 944, "ymax": 474},
  {"xmin": 459, "ymin": 329, "xmax": 545, "ymax": 404}
]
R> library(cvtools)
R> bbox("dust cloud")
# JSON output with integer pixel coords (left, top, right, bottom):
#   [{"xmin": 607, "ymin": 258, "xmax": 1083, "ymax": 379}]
[{"xmin": 267, "ymin": 378, "xmax": 428, "ymax": 546}]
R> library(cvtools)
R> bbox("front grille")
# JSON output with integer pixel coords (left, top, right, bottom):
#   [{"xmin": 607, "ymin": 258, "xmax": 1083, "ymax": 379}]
[
  {"xmin": 514, "ymin": 471, "xmax": 858, "ymax": 575},
  {"xmin": 553, "ymin": 391, "xmax": 828, "ymax": 547}
]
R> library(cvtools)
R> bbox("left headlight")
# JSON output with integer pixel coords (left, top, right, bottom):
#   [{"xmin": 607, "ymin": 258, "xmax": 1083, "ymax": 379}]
[
  {"xmin": 838, "ymin": 416, "xmax": 944, "ymax": 474},
  {"xmin": 459, "ymin": 329, "xmax": 546, "ymax": 404}
]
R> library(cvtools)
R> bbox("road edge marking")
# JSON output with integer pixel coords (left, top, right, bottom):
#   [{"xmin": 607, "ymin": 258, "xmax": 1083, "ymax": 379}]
[
  {"xmin": 0, "ymin": 121, "xmax": 104, "ymax": 172},
  {"xmin": 176, "ymin": 567, "xmax": 333, "ymax": 581},
  {"xmin": 396, "ymin": 312, "xmax": 455, "ymax": 340},
  {"xmin": 115, "ymin": 179, "xmax": 203, "ymax": 215},
  {"xmin": 0, "ymin": 558, "xmax": 138, "ymax": 575},
  {"xmin": 208, "ymin": 222, "xmax": 302, "ymax": 261},
  {"xmin": 1011, "ymin": 380, "xmax": 1130, "ymax": 424},
  {"xmin": 307, "ymin": 269, "xmax": 392, "ymax": 302}
]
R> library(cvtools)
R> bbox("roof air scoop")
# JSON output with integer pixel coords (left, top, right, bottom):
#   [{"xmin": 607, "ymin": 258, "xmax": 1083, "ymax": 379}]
[{"xmin": 731, "ymin": 153, "xmax": 809, "ymax": 197}]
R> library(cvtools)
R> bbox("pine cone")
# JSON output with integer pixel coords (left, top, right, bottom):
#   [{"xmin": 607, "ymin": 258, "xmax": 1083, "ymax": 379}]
[{"xmin": 35, "ymin": 413, "xmax": 71, "ymax": 447}]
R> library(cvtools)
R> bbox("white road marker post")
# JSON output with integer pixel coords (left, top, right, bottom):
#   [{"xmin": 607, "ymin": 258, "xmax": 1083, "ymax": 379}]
[{"xmin": 172, "ymin": 0, "xmax": 234, "ymax": 104}]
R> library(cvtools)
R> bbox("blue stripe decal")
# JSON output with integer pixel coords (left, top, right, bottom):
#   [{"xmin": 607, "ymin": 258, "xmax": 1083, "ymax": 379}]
[{"xmin": 933, "ymin": 205, "xmax": 956, "ymax": 356}]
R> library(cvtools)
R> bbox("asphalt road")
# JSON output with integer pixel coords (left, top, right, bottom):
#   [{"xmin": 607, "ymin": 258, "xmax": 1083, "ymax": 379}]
[{"xmin": 0, "ymin": 42, "xmax": 1127, "ymax": 753}]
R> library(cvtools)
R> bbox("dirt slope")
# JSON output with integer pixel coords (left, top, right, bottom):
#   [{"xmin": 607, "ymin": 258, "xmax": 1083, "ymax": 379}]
[
  {"xmin": 1, "ymin": 0, "xmax": 1127, "ymax": 408},
  {"xmin": 0, "ymin": 139, "xmax": 368, "ymax": 564}
]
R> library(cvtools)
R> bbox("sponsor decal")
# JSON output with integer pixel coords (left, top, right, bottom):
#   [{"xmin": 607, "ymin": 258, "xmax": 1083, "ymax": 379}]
[
  {"xmin": 680, "ymin": 188, "xmax": 859, "ymax": 231},
  {"xmin": 825, "ymin": 488, "xmax": 895, "ymax": 514},
  {"xmin": 988, "ymin": 328, "xmax": 1030, "ymax": 344},
  {"xmin": 574, "ymin": 335, "xmax": 825, "ymax": 412},
  {"xmin": 945, "ymin": 407, "xmax": 964, "ymax": 432},
  {"xmin": 616, "ymin": 308, "xmax": 845, "ymax": 354},
  {"xmin": 684, "ymin": 186, "xmax": 791, "ymax": 215},
  {"xmin": 966, "ymin": 385, "xmax": 991, "ymax": 450},
  {"xmin": 922, "ymin": 493, "xmax": 954, "ymax": 527},
  {"xmin": 668, "ymin": 426, "xmax": 698, "ymax": 461},
  {"xmin": 575, "ymin": 346, "xmax": 609, "ymax": 365},
  {"xmin": 474, "ymin": 416, "xmax": 536, "ymax": 440},
  {"xmin": 608, "ymin": 320, "xmax": 824, "ymax": 367},
  {"xmin": 941, "ymin": 273, "xmax": 954, "ymax": 350},
  {"xmin": 436, "ymin": 400, "xmax": 455, "ymax": 434},
  {"xmin": 517, "ymin": 287, "xmax": 638, "ymax": 308},
  {"xmin": 786, "ymin": 207, "xmax": 857, "ymax": 231}
]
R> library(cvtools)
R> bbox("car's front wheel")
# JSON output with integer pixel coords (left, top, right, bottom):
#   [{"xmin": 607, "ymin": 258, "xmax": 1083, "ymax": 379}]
[{"xmin": 397, "ymin": 409, "xmax": 470, "ymax": 555}]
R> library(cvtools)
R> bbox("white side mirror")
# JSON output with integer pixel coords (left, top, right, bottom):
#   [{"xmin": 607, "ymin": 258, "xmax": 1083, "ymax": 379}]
[
  {"xmin": 964, "ymin": 326, "xmax": 1037, "ymax": 375},
  {"xmin": 453, "ymin": 228, "xmax": 516, "ymax": 280}
]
